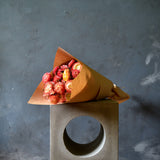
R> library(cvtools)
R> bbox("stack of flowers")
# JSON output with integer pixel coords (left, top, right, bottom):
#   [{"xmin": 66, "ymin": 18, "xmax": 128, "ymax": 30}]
[{"xmin": 42, "ymin": 59, "xmax": 82, "ymax": 104}]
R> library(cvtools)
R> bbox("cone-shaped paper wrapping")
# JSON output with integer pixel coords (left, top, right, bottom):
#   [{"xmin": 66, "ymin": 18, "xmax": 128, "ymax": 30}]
[{"xmin": 28, "ymin": 47, "xmax": 129, "ymax": 105}]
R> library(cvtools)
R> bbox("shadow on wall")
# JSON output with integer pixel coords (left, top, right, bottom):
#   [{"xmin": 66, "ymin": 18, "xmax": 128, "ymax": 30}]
[{"xmin": 131, "ymin": 95, "xmax": 160, "ymax": 121}]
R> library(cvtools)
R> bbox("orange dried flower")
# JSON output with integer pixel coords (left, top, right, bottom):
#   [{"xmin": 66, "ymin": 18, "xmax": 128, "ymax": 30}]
[{"xmin": 63, "ymin": 68, "xmax": 70, "ymax": 81}]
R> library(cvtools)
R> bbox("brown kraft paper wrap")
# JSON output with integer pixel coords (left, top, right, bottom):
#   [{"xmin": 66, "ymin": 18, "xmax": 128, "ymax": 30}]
[{"xmin": 28, "ymin": 47, "xmax": 129, "ymax": 105}]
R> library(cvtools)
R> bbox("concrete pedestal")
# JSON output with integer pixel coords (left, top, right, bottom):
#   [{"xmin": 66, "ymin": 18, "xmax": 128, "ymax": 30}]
[{"xmin": 50, "ymin": 100, "xmax": 118, "ymax": 160}]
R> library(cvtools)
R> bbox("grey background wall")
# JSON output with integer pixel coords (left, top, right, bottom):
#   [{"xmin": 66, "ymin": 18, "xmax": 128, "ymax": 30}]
[{"xmin": 0, "ymin": 0, "xmax": 160, "ymax": 160}]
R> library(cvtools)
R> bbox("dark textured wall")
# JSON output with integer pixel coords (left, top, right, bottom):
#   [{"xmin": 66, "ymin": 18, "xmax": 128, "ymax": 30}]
[{"xmin": 0, "ymin": 0, "xmax": 160, "ymax": 160}]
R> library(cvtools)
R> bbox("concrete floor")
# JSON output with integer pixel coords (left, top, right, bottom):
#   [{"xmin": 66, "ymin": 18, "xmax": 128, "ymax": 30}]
[{"xmin": 0, "ymin": 0, "xmax": 160, "ymax": 160}]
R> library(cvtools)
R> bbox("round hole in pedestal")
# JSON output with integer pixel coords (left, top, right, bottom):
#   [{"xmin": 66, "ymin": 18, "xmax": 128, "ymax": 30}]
[{"xmin": 63, "ymin": 116, "xmax": 106, "ymax": 158}]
